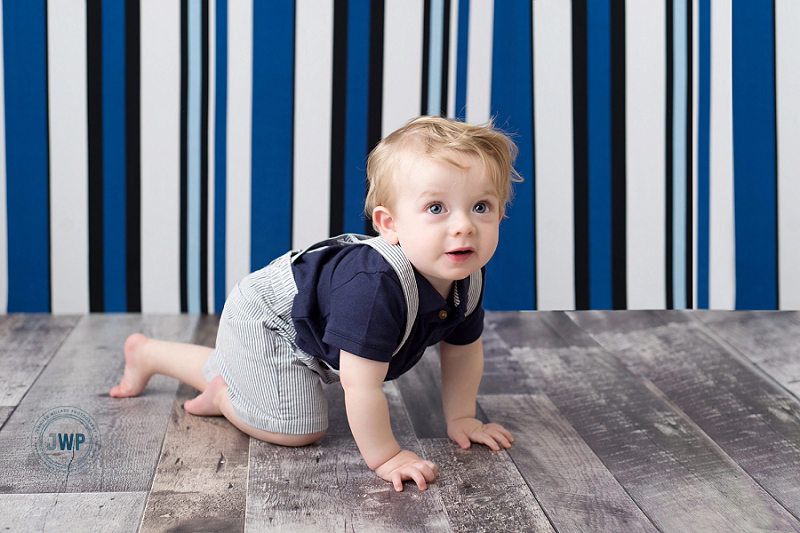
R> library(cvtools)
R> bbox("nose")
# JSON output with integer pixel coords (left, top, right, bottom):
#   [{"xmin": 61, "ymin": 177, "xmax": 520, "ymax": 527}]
[{"xmin": 449, "ymin": 210, "xmax": 476, "ymax": 236}]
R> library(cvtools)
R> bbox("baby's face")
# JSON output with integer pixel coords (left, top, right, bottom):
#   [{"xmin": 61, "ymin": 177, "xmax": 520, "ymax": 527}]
[{"xmin": 380, "ymin": 153, "xmax": 501, "ymax": 298}]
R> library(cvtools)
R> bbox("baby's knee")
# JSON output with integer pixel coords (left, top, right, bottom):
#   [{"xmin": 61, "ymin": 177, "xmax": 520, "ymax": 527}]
[{"xmin": 279, "ymin": 429, "xmax": 326, "ymax": 447}]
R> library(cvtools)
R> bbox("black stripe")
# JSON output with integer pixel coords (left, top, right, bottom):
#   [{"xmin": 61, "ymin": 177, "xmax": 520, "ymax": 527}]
[
  {"xmin": 421, "ymin": 0, "xmax": 431, "ymax": 115},
  {"xmin": 179, "ymin": 0, "xmax": 189, "ymax": 313},
  {"xmin": 366, "ymin": 0, "xmax": 384, "ymax": 236},
  {"xmin": 684, "ymin": 0, "xmax": 693, "ymax": 309},
  {"xmin": 125, "ymin": 0, "xmax": 141, "ymax": 312},
  {"xmin": 665, "ymin": 0, "xmax": 674, "ymax": 309},
  {"xmin": 200, "ymin": 0, "xmax": 210, "ymax": 314},
  {"xmin": 610, "ymin": 0, "xmax": 627, "ymax": 309},
  {"xmin": 440, "ymin": 0, "xmax": 451, "ymax": 117},
  {"xmin": 572, "ymin": 0, "xmax": 589, "ymax": 310},
  {"xmin": 87, "ymin": 0, "xmax": 104, "ymax": 312},
  {"xmin": 330, "ymin": 0, "xmax": 348, "ymax": 237}
]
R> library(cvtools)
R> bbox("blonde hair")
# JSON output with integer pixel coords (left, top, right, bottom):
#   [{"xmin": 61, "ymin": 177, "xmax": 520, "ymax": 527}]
[{"xmin": 364, "ymin": 116, "xmax": 522, "ymax": 226}]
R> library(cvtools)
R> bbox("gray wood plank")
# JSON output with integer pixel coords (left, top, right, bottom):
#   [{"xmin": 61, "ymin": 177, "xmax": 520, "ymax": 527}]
[
  {"xmin": 489, "ymin": 311, "xmax": 800, "ymax": 533},
  {"xmin": 395, "ymin": 336, "xmax": 503, "ymax": 440},
  {"xmin": 0, "ymin": 314, "xmax": 79, "ymax": 408},
  {"xmin": 395, "ymin": 345, "xmax": 448, "ymax": 438},
  {"xmin": 569, "ymin": 309, "xmax": 800, "ymax": 522},
  {"xmin": 246, "ymin": 381, "xmax": 450, "ymax": 532},
  {"xmin": 418, "ymin": 437, "xmax": 554, "ymax": 533},
  {"xmin": 139, "ymin": 313, "xmax": 249, "ymax": 533},
  {"xmin": 0, "ymin": 492, "xmax": 146, "ymax": 532},
  {"xmin": 694, "ymin": 310, "xmax": 800, "ymax": 398},
  {"xmin": 479, "ymin": 394, "xmax": 656, "ymax": 533},
  {"xmin": 247, "ymin": 436, "xmax": 449, "ymax": 533},
  {"xmin": 0, "ymin": 314, "xmax": 198, "ymax": 494},
  {"xmin": 138, "ymin": 383, "xmax": 249, "ymax": 533}
]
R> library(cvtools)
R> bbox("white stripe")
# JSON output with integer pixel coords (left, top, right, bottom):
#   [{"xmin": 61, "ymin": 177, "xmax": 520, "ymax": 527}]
[
  {"xmin": 226, "ymin": 0, "xmax": 252, "ymax": 295},
  {"xmin": 708, "ymin": 0, "xmax": 735, "ymax": 310},
  {"xmin": 293, "ymin": 0, "xmax": 333, "ymax": 249},
  {"xmin": 48, "ymin": 0, "xmax": 89, "ymax": 314},
  {"xmin": 776, "ymin": 0, "xmax": 800, "ymax": 310},
  {"xmin": 465, "ymin": 0, "xmax": 493, "ymax": 124},
  {"xmin": 382, "ymin": 0, "xmax": 424, "ymax": 136},
  {"xmin": 447, "ymin": 0, "xmax": 459, "ymax": 118},
  {"xmin": 625, "ymin": 0, "xmax": 666, "ymax": 310},
  {"xmin": 0, "ymin": 1, "xmax": 7, "ymax": 312},
  {"xmin": 207, "ymin": 0, "xmax": 216, "ymax": 312},
  {"xmin": 140, "ymin": 0, "xmax": 181, "ymax": 312},
  {"xmin": 533, "ymin": 0, "xmax": 575, "ymax": 311}
]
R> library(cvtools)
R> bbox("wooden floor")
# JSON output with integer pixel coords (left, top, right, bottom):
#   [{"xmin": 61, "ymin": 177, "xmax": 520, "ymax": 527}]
[{"xmin": 1, "ymin": 311, "xmax": 800, "ymax": 532}]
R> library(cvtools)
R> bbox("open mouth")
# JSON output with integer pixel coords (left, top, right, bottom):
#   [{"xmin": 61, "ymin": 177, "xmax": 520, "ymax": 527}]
[{"xmin": 446, "ymin": 248, "xmax": 474, "ymax": 260}]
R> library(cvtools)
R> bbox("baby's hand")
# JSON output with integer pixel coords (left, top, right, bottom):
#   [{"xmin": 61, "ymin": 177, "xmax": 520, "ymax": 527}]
[
  {"xmin": 374, "ymin": 450, "xmax": 438, "ymax": 492},
  {"xmin": 447, "ymin": 418, "xmax": 514, "ymax": 451}
]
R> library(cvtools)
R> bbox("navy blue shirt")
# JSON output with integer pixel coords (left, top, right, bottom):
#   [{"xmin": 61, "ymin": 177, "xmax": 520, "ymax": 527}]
[{"xmin": 291, "ymin": 244, "xmax": 484, "ymax": 380}]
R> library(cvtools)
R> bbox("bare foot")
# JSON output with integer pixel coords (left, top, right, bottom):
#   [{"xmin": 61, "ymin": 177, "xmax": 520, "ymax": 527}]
[
  {"xmin": 184, "ymin": 375, "xmax": 227, "ymax": 416},
  {"xmin": 109, "ymin": 333, "xmax": 153, "ymax": 398}
]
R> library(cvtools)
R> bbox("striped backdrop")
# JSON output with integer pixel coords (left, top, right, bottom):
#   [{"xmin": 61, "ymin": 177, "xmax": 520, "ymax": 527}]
[{"xmin": 0, "ymin": 0, "xmax": 798, "ymax": 313}]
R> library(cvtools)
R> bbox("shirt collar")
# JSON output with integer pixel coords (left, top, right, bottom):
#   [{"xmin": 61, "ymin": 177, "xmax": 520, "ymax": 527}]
[{"xmin": 413, "ymin": 268, "xmax": 468, "ymax": 315}]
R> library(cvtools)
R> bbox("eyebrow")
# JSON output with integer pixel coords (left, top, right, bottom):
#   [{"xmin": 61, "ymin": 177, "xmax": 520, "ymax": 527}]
[{"xmin": 416, "ymin": 188, "xmax": 499, "ymax": 201}]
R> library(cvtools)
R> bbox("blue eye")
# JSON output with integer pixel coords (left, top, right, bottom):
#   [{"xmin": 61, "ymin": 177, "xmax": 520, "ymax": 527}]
[
  {"xmin": 427, "ymin": 203, "xmax": 444, "ymax": 214},
  {"xmin": 473, "ymin": 202, "xmax": 489, "ymax": 214}
]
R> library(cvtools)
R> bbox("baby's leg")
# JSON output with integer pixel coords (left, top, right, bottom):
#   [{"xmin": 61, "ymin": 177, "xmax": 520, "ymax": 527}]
[
  {"xmin": 109, "ymin": 333, "xmax": 212, "ymax": 398},
  {"xmin": 185, "ymin": 375, "xmax": 325, "ymax": 446}
]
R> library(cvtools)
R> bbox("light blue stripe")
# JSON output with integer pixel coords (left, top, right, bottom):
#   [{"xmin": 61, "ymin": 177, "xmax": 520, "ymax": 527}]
[
  {"xmin": 672, "ymin": 0, "xmax": 688, "ymax": 309},
  {"xmin": 187, "ymin": 0, "xmax": 202, "ymax": 313},
  {"xmin": 103, "ymin": 0, "xmax": 127, "ymax": 312},
  {"xmin": 214, "ymin": 0, "xmax": 227, "ymax": 312},
  {"xmin": 427, "ymin": 0, "xmax": 444, "ymax": 115},
  {"xmin": 586, "ymin": 0, "xmax": 611, "ymax": 310},
  {"xmin": 344, "ymin": 0, "xmax": 370, "ymax": 234},
  {"xmin": 3, "ymin": 0, "xmax": 50, "ymax": 312}
]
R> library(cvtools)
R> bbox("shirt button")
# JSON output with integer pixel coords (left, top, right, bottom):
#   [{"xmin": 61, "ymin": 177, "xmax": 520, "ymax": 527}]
[{"xmin": 438, "ymin": 310, "xmax": 448, "ymax": 320}]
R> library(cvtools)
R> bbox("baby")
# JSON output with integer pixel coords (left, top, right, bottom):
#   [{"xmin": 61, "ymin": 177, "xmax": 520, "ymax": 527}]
[{"xmin": 111, "ymin": 116, "xmax": 519, "ymax": 491}]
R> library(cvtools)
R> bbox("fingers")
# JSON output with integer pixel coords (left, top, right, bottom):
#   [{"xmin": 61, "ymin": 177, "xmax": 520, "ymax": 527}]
[{"xmin": 389, "ymin": 460, "xmax": 438, "ymax": 492}]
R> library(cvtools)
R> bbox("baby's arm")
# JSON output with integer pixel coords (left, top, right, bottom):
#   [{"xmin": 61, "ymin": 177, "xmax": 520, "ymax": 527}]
[
  {"xmin": 439, "ymin": 338, "xmax": 514, "ymax": 450},
  {"xmin": 339, "ymin": 350, "xmax": 438, "ymax": 491}
]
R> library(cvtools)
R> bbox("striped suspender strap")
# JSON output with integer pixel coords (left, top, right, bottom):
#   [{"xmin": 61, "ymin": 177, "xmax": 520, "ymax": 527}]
[
  {"xmin": 465, "ymin": 269, "xmax": 482, "ymax": 316},
  {"xmin": 362, "ymin": 237, "xmax": 418, "ymax": 357}
]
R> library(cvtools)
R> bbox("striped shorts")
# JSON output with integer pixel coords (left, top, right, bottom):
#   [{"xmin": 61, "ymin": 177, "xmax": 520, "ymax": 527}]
[{"xmin": 202, "ymin": 251, "xmax": 339, "ymax": 435}]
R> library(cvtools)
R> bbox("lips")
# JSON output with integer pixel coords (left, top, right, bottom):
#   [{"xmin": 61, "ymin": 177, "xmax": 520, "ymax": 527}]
[{"xmin": 446, "ymin": 248, "xmax": 474, "ymax": 262}]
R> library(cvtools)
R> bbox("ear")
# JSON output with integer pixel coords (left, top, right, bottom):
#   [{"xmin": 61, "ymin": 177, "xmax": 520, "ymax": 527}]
[{"xmin": 372, "ymin": 206, "xmax": 399, "ymax": 245}]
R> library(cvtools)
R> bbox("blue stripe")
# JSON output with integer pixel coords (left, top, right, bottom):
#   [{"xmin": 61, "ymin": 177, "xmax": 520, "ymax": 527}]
[
  {"xmin": 3, "ymin": 1, "xmax": 50, "ymax": 312},
  {"xmin": 488, "ymin": 1, "xmax": 535, "ymax": 310},
  {"xmin": 586, "ymin": 0, "xmax": 611, "ymax": 309},
  {"xmin": 426, "ymin": 0, "xmax": 445, "ymax": 116},
  {"xmin": 102, "ymin": 0, "xmax": 128, "ymax": 312},
  {"xmin": 251, "ymin": 2, "xmax": 294, "ymax": 268},
  {"xmin": 343, "ymin": 0, "xmax": 370, "ymax": 234},
  {"xmin": 454, "ymin": 0, "xmax": 469, "ymax": 120},
  {"xmin": 186, "ymin": 0, "xmax": 202, "ymax": 313},
  {"xmin": 214, "ymin": 0, "xmax": 227, "ymax": 312},
  {"xmin": 732, "ymin": 0, "xmax": 777, "ymax": 310},
  {"xmin": 696, "ymin": 0, "xmax": 711, "ymax": 309},
  {"xmin": 672, "ymin": 0, "xmax": 688, "ymax": 309}
]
